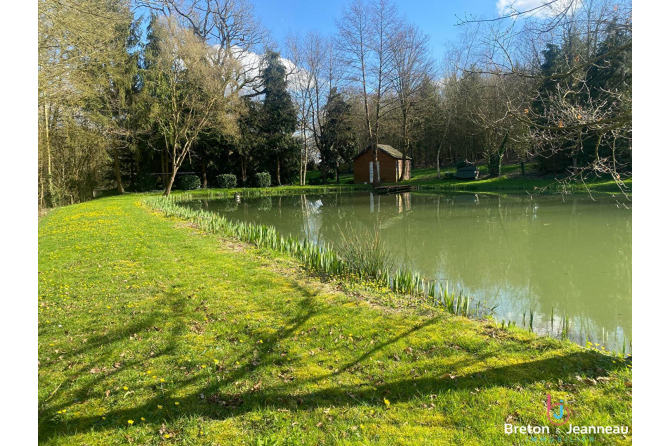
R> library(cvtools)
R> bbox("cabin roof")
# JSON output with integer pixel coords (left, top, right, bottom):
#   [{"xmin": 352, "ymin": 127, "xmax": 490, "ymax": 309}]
[{"xmin": 353, "ymin": 144, "xmax": 411, "ymax": 160}]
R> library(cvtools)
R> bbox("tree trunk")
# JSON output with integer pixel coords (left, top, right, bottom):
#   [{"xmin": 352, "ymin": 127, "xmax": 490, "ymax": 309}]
[
  {"xmin": 160, "ymin": 149, "xmax": 167, "ymax": 187},
  {"xmin": 113, "ymin": 146, "xmax": 124, "ymax": 193},
  {"xmin": 130, "ymin": 153, "xmax": 136, "ymax": 190},
  {"xmin": 322, "ymin": 146, "xmax": 331, "ymax": 184},
  {"xmin": 488, "ymin": 133, "xmax": 509, "ymax": 178},
  {"xmin": 336, "ymin": 162, "xmax": 340, "ymax": 184},
  {"xmin": 301, "ymin": 128, "xmax": 308, "ymax": 185},
  {"xmin": 372, "ymin": 140, "xmax": 380, "ymax": 185},
  {"xmin": 276, "ymin": 159, "xmax": 281, "ymax": 186},
  {"xmin": 399, "ymin": 109, "xmax": 409, "ymax": 181},
  {"xmin": 201, "ymin": 157, "xmax": 208, "ymax": 189},
  {"xmin": 163, "ymin": 167, "xmax": 178, "ymax": 197},
  {"xmin": 44, "ymin": 103, "xmax": 55, "ymax": 206},
  {"xmin": 241, "ymin": 157, "xmax": 247, "ymax": 185}
]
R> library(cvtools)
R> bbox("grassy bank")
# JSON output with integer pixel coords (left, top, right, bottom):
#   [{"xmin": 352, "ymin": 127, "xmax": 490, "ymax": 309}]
[
  {"xmin": 177, "ymin": 165, "xmax": 631, "ymax": 199},
  {"xmin": 38, "ymin": 195, "xmax": 632, "ymax": 444}
]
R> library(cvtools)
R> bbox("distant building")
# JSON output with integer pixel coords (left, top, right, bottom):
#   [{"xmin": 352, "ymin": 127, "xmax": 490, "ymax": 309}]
[{"xmin": 353, "ymin": 144, "xmax": 411, "ymax": 183}]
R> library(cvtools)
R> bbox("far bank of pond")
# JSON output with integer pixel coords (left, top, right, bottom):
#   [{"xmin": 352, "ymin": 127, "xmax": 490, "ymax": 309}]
[{"xmin": 182, "ymin": 191, "xmax": 632, "ymax": 353}]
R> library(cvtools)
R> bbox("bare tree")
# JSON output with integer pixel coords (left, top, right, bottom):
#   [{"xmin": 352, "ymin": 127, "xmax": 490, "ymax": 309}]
[
  {"xmin": 457, "ymin": 0, "xmax": 632, "ymax": 191},
  {"xmin": 287, "ymin": 31, "xmax": 342, "ymax": 184},
  {"xmin": 337, "ymin": 0, "xmax": 401, "ymax": 185},
  {"xmin": 389, "ymin": 22, "xmax": 433, "ymax": 180},
  {"xmin": 146, "ymin": 17, "xmax": 241, "ymax": 196}
]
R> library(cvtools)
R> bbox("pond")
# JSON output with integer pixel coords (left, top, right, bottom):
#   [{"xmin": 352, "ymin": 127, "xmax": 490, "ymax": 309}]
[{"xmin": 184, "ymin": 191, "xmax": 631, "ymax": 353}]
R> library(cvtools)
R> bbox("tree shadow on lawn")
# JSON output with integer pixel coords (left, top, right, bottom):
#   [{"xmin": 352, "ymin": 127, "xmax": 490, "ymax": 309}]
[
  {"xmin": 38, "ymin": 285, "xmax": 324, "ymax": 442},
  {"xmin": 39, "ymin": 310, "xmax": 625, "ymax": 444},
  {"xmin": 38, "ymin": 292, "xmax": 190, "ymax": 417}
]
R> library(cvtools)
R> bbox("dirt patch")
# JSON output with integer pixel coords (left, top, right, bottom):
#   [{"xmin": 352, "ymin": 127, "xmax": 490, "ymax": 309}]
[{"xmin": 220, "ymin": 239, "xmax": 247, "ymax": 252}]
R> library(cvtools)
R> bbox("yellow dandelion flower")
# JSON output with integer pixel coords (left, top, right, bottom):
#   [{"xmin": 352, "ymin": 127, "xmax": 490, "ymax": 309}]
[
  {"xmin": 123, "ymin": 386, "xmax": 128, "ymax": 390},
  {"xmin": 157, "ymin": 405, "xmax": 163, "ymax": 409},
  {"xmin": 175, "ymin": 402, "xmax": 180, "ymax": 406},
  {"xmin": 141, "ymin": 417, "xmax": 145, "ymax": 421},
  {"xmin": 128, "ymin": 420, "xmax": 134, "ymax": 425},
  {"xmin": 384, "ymin": 398, "xmax": 390, "ymax": 407}
]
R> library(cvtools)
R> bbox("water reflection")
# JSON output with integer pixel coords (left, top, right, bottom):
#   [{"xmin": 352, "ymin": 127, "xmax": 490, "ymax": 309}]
[{"xmin": 185, "ymin": 192, "xmax": 632, "ymax": 352}]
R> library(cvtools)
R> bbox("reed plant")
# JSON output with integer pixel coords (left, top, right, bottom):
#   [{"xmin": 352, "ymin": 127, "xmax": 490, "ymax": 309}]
[{"xmin": 337, "ymin": 222, "xmax": 395, "ymax": 281}]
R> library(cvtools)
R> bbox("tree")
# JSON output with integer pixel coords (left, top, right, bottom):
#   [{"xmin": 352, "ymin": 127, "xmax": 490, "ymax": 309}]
[
  {"xmin": 139, "ymin": 0, "xmax": 269, "ymax": 94},
  {"xmin": 236, "ymin": 97, "xmax": 263, "ymax": 185},
  {"xmin": 144, "ymin": 16, "xmax": 240, "ymax": 196},
  {"xmin": 38, "ymin": 0, "xmax": 135, "ymax": 206},
  {"xmin": 89, "ymin": 15, "xmax": 142, "ymax": 193},
  {"xmin": 320, "ymin": 88, "xmax": 357, "ymax": 183},
  {"xmin": 389, "ymin": 22, "xmax": 433, "ymax": 180},
  {"xmin": 337, "ymin": 0, "xmax": 401, "ymax": 185},
  {"xmin": 286, "ymin": 31, "xmax": 340, "ymax": 185},
  {"xmin": 259, "ymin": 51, "xmax": 297, "ymax": 185},
  {"xmin": 458, "ymin": 0, "xmax": 632, "ymax": 190}
]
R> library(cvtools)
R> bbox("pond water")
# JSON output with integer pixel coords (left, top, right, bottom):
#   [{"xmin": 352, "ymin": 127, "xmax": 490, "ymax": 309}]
[{"xmin": 184, "ymin": 191, "xmax": 631, "ymax": 352}]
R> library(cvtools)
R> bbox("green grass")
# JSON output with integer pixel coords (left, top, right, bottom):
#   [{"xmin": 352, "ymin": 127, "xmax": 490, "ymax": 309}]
[
  {"xmin": 404, "ymin": 165, "xmax": 631, "ymax": 194},
  {"xmin": 39, "ymin": 195, "xmax": 632, "ymax": 445},
  {"xmin": 202, "ymin": 164, "xmax": 631, "ymax": 196}
]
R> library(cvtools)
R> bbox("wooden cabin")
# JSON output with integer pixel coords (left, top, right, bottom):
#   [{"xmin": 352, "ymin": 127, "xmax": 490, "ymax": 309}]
[{"xmin": 353, "ymin": 144, "xmax": 411, "ymax": 183}]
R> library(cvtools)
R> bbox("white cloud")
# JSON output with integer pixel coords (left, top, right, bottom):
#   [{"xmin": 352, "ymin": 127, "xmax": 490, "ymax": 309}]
[
  {"xmin": 212, "ymin": 45, "xmax": 304, "ymax": 92},
  {"xmin": 496, "ymin": 0, "xmax": 580, "ymax": 18}
]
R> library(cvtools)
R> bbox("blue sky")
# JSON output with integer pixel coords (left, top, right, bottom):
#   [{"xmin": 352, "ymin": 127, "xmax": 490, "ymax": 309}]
[{"xmin": 252, "ymin": 0, "xmax": 503, "ymax": 61}]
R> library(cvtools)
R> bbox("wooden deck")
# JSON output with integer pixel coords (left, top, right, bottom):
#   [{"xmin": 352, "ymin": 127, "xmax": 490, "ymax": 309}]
[{"xmin": 374, "ymin": 184, "xmax": 415, "ymax": 194}]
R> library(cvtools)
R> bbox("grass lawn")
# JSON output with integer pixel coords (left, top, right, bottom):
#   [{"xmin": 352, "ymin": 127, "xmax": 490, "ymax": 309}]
[{"xmin": 38, "ymin": 194, "xmax": 632, "ymax": 445}]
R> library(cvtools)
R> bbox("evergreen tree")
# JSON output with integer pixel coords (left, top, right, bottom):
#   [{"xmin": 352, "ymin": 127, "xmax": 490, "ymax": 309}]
[
  {"xmin": 259, "ymin": 51, "xmax": 297, "ymax": 185},
  {"xmin": 319, "ymin": 88, "xmax": 357, "ymax": 183}
]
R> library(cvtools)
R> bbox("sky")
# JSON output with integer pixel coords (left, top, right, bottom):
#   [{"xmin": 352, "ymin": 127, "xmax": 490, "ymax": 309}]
[{"xmin": 251, "ymin": 0, "xmax": 510, "ymax": 61}]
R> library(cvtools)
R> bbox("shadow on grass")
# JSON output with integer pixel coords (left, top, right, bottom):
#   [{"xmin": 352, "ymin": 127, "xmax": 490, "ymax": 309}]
[{"xmin": 39, "ymin": 310, "xmax": 622, "ymax": 444}]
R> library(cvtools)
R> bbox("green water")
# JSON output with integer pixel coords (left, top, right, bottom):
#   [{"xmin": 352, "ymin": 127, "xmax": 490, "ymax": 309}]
[{"xmin": 186, "ymin": 191, "xmax": 631, "ymax": 352}]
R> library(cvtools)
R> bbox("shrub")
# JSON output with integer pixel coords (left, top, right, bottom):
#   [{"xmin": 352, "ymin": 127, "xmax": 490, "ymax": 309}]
[
  {"xmin": 177, "ymin": 175, "xmax": 201, "ymax": 190},
  {"xmin": 135, "ymin": 173, "xmax": 157, "ymax": 192},
  {"xmin": 216, "ymin": 174, "xmax": 237, "ymax": 189},
  {"xmin": 256, "ymin": 172, "xmax": 271, "ymax": 188}
]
